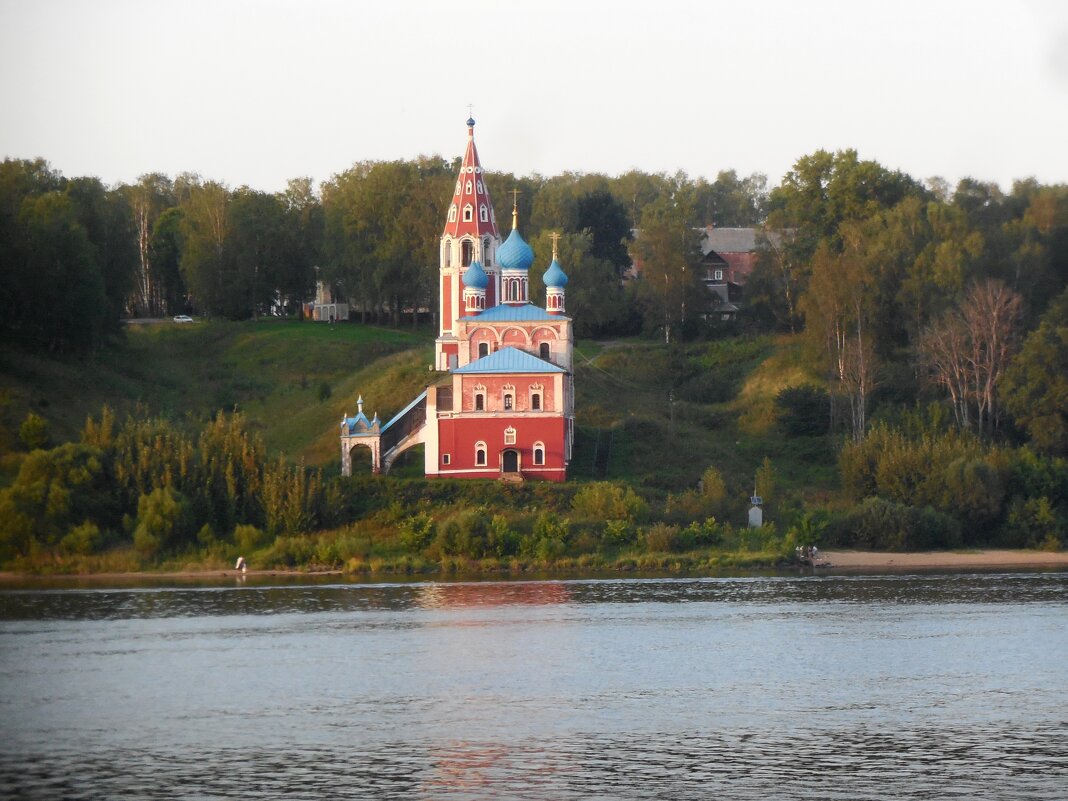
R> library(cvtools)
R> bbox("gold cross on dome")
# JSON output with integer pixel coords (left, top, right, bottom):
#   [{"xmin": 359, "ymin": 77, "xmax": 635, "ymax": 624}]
[{"xmin": 550, "ymin": 231, "xmax": 561, "ymax": 259}]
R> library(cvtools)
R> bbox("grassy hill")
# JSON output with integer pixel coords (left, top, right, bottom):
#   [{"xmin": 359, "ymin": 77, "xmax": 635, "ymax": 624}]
[
  {"xmin": 1, "ymin": 320, "xmax": 837, "ymax": 514},
  {"xmin": 0, "ymin": 320, "xmax": 431, "ymax": 471}
]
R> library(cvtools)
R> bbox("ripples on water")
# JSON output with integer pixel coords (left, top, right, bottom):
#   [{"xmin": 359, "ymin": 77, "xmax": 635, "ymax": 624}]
[{"xmin": 1, "ymin": 573, "xmax": 1066, "ymax": 800}]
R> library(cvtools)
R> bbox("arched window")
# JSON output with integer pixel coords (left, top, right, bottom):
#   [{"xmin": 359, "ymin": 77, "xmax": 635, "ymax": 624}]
[
  {"xmin": 462, "ymin": 240, "xmax": 474, "ymax": 266},
  {"xmin": 448, "ymin": 205, "xmax": 457, "ymax": 222},
  {"xmin": 465, "ymin": 180, "xmax": 473, "ymax": 194},
  {"xmin": 478, "ymin": 342, "xmax": 489, "ymax": 358},
  {"xmin": 533, "ymin": 443, "xmax": 545, "ymax": 465},
  {"xmin": 483, "ymin": 238, "xmax": 491, "ymax": 265},
  {"xmin": 539, "ymin": 342, "xmax": 550, "ymax": 360},
  {"xmin": 463, "ymin": 204, "xmax": 473, "ymax": 222},
  {"xmin": 480, "ymin": 205, "xmax": 488, "ymax": 222},
  {"xmin": 531, "ymin": 392, "xmax": 541, "ymax": 411},
  {"xmin": 444, "ymin": 240, "xmax": 452, "ymax": 267},
  {"xmin": 477, "ymin": 180, "xmax": 484, "ymax": 193},
  {"xmin": 503, "ymin": 393, "xmax": 513, "ymax": 410},
  {"xmin": 475, "ymin": 442, "xmax": 487, "ymax": 466}
]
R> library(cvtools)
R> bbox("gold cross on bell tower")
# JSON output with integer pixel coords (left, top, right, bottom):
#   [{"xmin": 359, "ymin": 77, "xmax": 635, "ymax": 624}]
[
  {"xmin": 510, "ymin": 188, "xmax": 521, "ymax": 230},
  {"xmin": 550, "ymin": 231, "xmax": 561, "ymax": 260}
]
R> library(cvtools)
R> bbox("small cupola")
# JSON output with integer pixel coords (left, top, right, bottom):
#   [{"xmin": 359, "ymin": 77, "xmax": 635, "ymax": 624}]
[
  {"xmin": 544, "ymin": 232, "xmax": 568, "ymax": 314},
  {"xmin": 462, "ymin": 260, "xmax": 488, "ymax": 312}
]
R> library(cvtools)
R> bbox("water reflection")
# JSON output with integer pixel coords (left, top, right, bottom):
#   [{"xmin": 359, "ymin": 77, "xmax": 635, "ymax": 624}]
[{"xmin": 417, "ymin": 580, "xmax": 572, "ymax": 609}]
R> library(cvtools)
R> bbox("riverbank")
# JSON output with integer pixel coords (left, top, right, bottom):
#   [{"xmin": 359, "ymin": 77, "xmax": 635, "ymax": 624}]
[
  {"xmin": 2, "ymin": 549, "xmax": 1066, "ymax": 585},
  {"xmin": 821, "ymin": 549, "xmax": 1068, "ymax": 571}
]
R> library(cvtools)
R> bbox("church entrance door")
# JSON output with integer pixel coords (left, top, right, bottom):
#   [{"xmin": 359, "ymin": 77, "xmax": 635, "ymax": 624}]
[{"xmin": 501, "ymin": 449, "xmax": 519, "ymax": 473}]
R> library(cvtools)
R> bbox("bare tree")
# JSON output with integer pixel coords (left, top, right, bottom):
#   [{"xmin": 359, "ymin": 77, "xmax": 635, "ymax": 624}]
[{"xmin": 919, "ymin": 279, "xmax": 1022, "ymax": 436}]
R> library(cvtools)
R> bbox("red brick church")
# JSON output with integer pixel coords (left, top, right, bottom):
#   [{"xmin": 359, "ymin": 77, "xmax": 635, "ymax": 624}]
[{"xmin": 340, "ymin": 118, "xmax": 574, "ymax": 481}]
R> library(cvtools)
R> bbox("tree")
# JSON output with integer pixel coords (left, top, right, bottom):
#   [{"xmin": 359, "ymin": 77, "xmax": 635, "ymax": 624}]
[
  {"xmin": 630, "ymin": 196, "xmax": 704, "ymax": 343},
  {"xmin": 575, "ymin": 188, "xmax": 632, "ymax": 274},
  {"xmin": 530, "ymin": 229, "xmax": 628, "ymax": 337},
  {"xmin": 694, "ymin": 169, "xmax": 768, "ymax": 227},
  {"xmin": 14, "ymin": 192, "xmax": 108, "ymax": 351},
  {"xmin": 1003, "ymin": 289, "xmax": 1068, "ymax": 454},
  {"xmin": 148, "ymin": 207, "xmax": 187, "ymax": 314},
  {"xmin": 225, "ymin": 188, "xmax": 289, "ymax": 319},
  {"xmin": 179, "ymin": 179, "xmax": 230, "ymax": 315},
  {"xmin": 800, "ymin": 232, "xmax": 877, "ymax": 441},
  {"xmin": 919, "ymin": 280, "xmax": 1023, "ymax": 436},
  {"xmin": 124, "ymin": 173, "xmax": 175, "ymax": 316}
]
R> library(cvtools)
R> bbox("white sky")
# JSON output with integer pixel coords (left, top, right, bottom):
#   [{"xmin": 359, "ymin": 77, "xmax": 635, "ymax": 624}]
[{"xmin": 2, "ymin": 0, "xmax": 1067, "ymax": 194}]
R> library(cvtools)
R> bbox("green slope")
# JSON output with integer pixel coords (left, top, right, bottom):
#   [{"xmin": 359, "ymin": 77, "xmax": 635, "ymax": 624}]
[{"xmin": 2, "ymin": 323, "xmax": 837, "ymax": 510}]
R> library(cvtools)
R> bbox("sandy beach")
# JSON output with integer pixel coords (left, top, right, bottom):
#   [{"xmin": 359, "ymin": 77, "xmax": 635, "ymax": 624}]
[{"xmin": 821, "ymin": 549, "xmax": 1068, "ymax": 571}]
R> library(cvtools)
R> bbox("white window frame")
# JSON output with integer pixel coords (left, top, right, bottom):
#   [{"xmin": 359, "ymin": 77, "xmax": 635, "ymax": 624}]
[
  {"xmin": 463, "ymin": 204, "xmax": 473, "ymax": 222},
  {"xmin": 504, "ymin": 426, "xmax": 517, "ymax": 446},
  {"xmin": 475, "ymin": 441, "xmax": 487, "ymax": 466},
  {"xmin": 532, "ymin": 441, "xmax": 545, "ymax": 465},
  {"xmin": 448, "ymin": 205, "xmax": 457, "ymax": 222},
  {"xmin": 442, "ymin": 453, "xmax": 451, "ymax": 465}
]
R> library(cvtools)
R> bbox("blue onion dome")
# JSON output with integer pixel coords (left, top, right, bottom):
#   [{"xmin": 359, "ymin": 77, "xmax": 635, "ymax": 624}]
[
  {"xmin": 543, "ymin": 257, "xmax": 568, "ymax": 288},
  {"xmin": 497, "ymin": 227, "xmax": 535, "ymax": 272},
  {"xmin": 462, "ymin": 260, "xmax": 488, "ymax": 289}
]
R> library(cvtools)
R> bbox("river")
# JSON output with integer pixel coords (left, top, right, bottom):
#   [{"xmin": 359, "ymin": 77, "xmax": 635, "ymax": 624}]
[{"xmin": 1, "ymin": 572, "xmax": 1066, "ymax": 799}]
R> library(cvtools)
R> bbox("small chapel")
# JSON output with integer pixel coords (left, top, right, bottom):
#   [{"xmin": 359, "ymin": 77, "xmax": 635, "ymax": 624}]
[{"xmin": 340, "ymin": 117, "xmax": 574, "ymax": 481}]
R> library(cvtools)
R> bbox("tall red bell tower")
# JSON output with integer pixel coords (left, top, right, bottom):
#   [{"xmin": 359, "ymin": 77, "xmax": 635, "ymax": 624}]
[{"xmin": 436, "ymin": 117, "xmax": 502, "ymax": 370}]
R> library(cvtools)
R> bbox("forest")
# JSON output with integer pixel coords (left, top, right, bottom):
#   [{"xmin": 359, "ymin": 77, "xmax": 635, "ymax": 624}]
[{"xmin": 1, "ymin": 150, "xmax": 1067, "ymax": 572}]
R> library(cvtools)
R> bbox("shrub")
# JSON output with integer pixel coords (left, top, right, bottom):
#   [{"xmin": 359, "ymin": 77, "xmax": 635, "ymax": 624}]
[
  {"xmin": 999, "ymin": 496, "xmax": 1061, "ymax": 549},
  {"xmin": 133, "ymin": 487, "xmax": 195, "ymax": 557},
  {"xmin": 603, "ymin": 519, "xmax": 635, "ymax": 546},
  {"xmin": 643, "ymin": 523, "xmax": 683, "ymax": 552},
  {"xmin": 824, "ymin": 497, "xmax": 962, "ymax": 551},
  {"xmin": 399, "ymin": 512, "xmax": 436, "ymax": 551},
  {"xmin": 234, "ymin": 524, "xmax": 269, "ymax": 552},
  {"xmin": 59, "ymin": 521, "xmax": 103, "ymax": 555},
  {"xmin": 940, "ymin": 457, "xmax": 1004, "ymax": 531},
  {"xmin": 19, "ymin": 413, "xmax": 50, "ymax": 450},
  {"xmin": 776, "ymin": 385, "xmax": 830, "ymax": 436},
  {"xmin": 572, "ymin": 482, "xmax": 646, "ymax": 522},
  {"xmin": 317, "ymin": 382, "xmax": 332, "ymax": 401}
]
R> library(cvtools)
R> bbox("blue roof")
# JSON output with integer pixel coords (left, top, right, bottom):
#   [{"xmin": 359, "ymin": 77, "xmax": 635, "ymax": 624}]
[
  {"xmin": 543, "ymin": 258, "xmax": 568, "ymax": 288},
  {"xmin": 497, "ymin": 227, "xmax": 534, "ymax": 272},
  {"xmin": 460, "ymin": 303, "xmax": 566, "ymax": 322},
  {"xmin": 341, "ymin": 410, "xmax": 375, "ymax": 435},
  {"xmin": 462, "ymin": 260, "xmax": 488, "ymax": 290},
  {"xmin": 453, "ymin": 346, "xmax": 565, "ymax": 375},
  {"xmin": 381, "ymin": 389, "xmax": 428, "ymax": 434}
]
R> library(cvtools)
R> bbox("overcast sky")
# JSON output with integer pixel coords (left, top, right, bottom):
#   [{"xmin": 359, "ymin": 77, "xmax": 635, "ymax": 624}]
[{"xmin": 2, "ymin": 0, "xmax": 1067, "ymax": 194}]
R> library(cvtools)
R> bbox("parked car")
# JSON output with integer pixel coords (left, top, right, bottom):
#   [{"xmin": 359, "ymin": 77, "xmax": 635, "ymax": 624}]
[{"xmin": 173, "ymin": 315, "xmax": 194, "ymax": 323}]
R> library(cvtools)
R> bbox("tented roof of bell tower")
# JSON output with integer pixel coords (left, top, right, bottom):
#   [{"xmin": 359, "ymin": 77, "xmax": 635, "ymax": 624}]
[{"xmin": 442, "ymin": 117, "xmax": 499, "ymax": 240}]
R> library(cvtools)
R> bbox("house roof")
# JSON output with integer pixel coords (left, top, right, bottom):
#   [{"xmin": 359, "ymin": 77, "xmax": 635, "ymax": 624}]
[
  {"xmin": 702, "ymin": 228, "xmax": 757, "ymax": 254},
  {"xmin": 701, "ymin": 227, "xmax": 787, "ymax": 255},
  {"xmin": 460, "ymin": 303, "xmax": 567, "ymax": 322},
  {"xmin": 453, "ymin": 346, "xmax": 566, "ymax": 375}
]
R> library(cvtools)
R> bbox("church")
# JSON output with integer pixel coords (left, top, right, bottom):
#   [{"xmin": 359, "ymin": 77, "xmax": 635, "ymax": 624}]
[{"xmin": 340, "ymin": 118, "xmax": 575, "ymax": 481}]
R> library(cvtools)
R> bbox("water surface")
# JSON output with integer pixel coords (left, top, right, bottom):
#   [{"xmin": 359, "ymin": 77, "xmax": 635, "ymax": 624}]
[{"xmin": 2, "ymin": 573, "xmax": 1065, "ymax": 799}]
